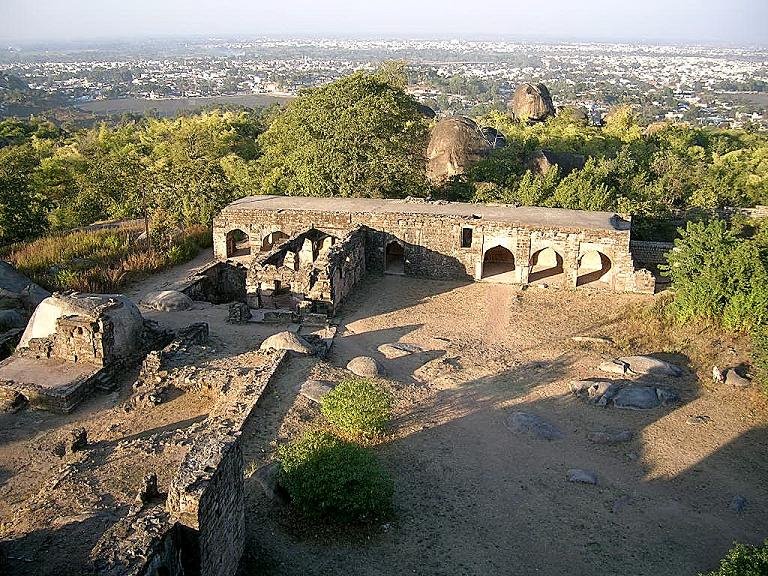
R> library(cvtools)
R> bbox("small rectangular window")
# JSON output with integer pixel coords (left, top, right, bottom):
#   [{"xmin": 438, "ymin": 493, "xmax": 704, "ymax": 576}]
[{"xmin": 461, "ymin": 227, "xmax": 473, "ymax": 248}]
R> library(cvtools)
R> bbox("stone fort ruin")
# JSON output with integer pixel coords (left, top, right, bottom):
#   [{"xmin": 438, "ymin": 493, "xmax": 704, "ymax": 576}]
[{"xmin": 213, "ymin": 195, "xmax": 656, "ymax": 318}]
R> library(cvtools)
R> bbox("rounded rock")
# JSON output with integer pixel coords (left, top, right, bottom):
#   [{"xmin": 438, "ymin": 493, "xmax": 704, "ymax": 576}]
[
  {"xmin": 346, "ymin": 356, "xmax": 382, "ymax": 378},
  {"xmin": 141, "ymin": 290, "xmax": 193, "ymax": 312},
  {"xmin": 260, "ymin": 331, "xmax": 314, "ymax": 355}
]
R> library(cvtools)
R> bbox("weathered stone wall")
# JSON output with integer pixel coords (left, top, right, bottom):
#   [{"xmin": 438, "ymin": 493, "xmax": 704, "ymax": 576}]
[
  {"xmin": 91, "ymin": 348, "xmax": 288, "ymax": 576},
  {"xmin": 246, "ymin": 227, "xmax": 366, "ymax": 315},
  {"xmin": 171, "ymin": 261, "xmax": 247, "ymax": 304},
  {"xmin": 630, "ymin": 240, "xmax": 674, "ymax": 266},
  {"xmin": 214, "ymin": 201, "xmax": 654, "ymax": 294}
]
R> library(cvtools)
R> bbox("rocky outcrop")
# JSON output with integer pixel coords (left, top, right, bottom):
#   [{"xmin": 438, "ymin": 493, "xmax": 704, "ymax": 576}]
[
  {"xmin": 526, "ymin": 149, "xmax": 586, "ymax": 176},
  {"xmin": 558, "ymin": 105, "xmax": 589, "ymax": 124},
  {"xmin": 508, "ymin": 83, "xmax": 556, "ymax": 122},
  {"xmin": 426, "ymin": 116, "xmax": 492, "ymax": 184}
]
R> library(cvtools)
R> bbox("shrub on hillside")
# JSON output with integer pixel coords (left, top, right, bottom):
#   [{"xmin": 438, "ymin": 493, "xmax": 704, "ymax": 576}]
[
  {"xmin": 277, "ymin": 430, "xmax": 393, "ymax": 522},
  {"xmin": 321, "ymin": 377, "xmax": 393, "ymax": 438},
  {"xmin": 662, "ymin": 219, "xmax": 768, "ymax": 331},
  {"xmin": 700, "ymin": 540, "xmax": 768, "ymax": 576},
  {"xmin": 752, "ymin": 326, "xmax": 768, "ymax": 396}
]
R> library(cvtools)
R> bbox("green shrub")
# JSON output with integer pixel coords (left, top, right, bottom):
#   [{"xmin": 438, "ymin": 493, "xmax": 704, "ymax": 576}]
[
  {"xmin": 321, "ymin": 377, "xmax": 392, "ymax": 438},
  {"xmin": 700, "ymin": 540, "xmax": 768, "ymax": 576},
  {"xmin": 277, "ymin": 430, "xmax": 393, "ymax": 522},
  {"xmin": 752, "ymin": 326, "xmax": 768, "ymax": 395}
]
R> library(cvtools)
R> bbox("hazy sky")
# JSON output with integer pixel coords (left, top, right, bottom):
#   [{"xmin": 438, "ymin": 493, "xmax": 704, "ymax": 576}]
[{"xmin": 1, "ymin": 0, "xmax": 766, "ymax": 44}]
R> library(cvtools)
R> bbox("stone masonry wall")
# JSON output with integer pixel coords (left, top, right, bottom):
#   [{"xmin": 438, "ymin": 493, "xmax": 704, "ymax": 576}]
[
  {"xmin": 90, "ymin": 348, "xmax": 288, "ymax": 576},
  {"xmin": 214, "ymin": 205, "xmax": 654, "ymax": 294},
  {"xmin": 630, "ymin": 240, "xmax": 674, "ymax": 266}
]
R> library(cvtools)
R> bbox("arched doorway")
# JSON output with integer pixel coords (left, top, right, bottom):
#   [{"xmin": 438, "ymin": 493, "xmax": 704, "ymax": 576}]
[
  {"xmin": 528, "ymin": 247, "xmax": 564, "ymax": 283},
  {"xmin": 576, "ymin": 250, "xmax": 612, "ymax": 287},
  {"xmin": 482, "ymin": 246, "xmax": 516, "ymax": 281},
  {"xmin": 261, "ymin": 230, "xmax": 289, "ymax": 252},
  {"xmin": 225, "ymin": 229, "xmax": 251, "ymax": 257},
  {"xmin": 385, "ymin": 241, "xmax": 405, "ymax": 275}
]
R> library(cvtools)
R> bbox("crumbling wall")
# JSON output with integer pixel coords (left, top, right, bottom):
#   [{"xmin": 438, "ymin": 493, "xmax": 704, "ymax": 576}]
[
  {"xmin": 630, "ymin": 240, "xmax": 674, "ymax": 266},
  {"xmin": 91, "ymin": 348, "xmax": 288, "ymax": 576},
  {"xmin": 171, "ymin": 261, "xmax": 247, "ymax": 304},
  {"xmin": 246, "ymin": 227, "xmax": 365, "ymax": 316}
]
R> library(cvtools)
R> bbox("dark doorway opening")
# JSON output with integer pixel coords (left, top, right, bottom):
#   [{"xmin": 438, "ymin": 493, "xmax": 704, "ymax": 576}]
[
  {"xmin": 385, "ymin": 241, "xmax": 405, "ymax": 275},
  {"xmin": 225, "ymin": 229, "xmax": 251, "ymax": 257},
  {"xmin": 261, "ymin": 230, "xmax": 289, "ymax": 252}
]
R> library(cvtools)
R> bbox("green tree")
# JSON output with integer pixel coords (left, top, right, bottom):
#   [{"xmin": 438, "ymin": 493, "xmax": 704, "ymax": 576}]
[
  {"xmin": 0, "ymin": 144, "xmax": 49, "ymax": 243},
  {"xmin": 256, "ymin": 70, "xmax": 429, "ymax": 198}
]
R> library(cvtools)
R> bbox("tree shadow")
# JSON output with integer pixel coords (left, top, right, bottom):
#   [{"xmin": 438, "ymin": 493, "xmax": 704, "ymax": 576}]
[{"xmin": 0, "ymin": 506, "xmax": 127, "ymax": 576}]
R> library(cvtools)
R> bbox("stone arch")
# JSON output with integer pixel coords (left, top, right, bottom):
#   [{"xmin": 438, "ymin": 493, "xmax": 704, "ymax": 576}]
[
  {"xmin": 576, "ymin": 250, "xmax": 612, "ymax": 287},
  {"xmin": 261, "ymin": 230, "xmax": 289, "ymax": 252},
  {"xmin": 225, "ymin": 228, "xmax": 251, "ymax": 258},
  {"xmin": 385, "ymin": 240, "xmax": 405, "ymax": 275},
  {"xmin": 528, "ymin": 247, "xmax": 564, "ymax": 283},
  {"xmin": 482, "ymin": 245, "xmax": 516, "ymax": 280}
]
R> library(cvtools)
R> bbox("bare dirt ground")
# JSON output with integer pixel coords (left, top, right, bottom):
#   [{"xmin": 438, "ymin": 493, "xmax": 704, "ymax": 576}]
[
  {"xmin": 239, "ymin": 275, "xmax": 768, "ymax": 576},
  {"xmin": 1, "ymin": 252, "xmax": 766, "ymax": 576}
]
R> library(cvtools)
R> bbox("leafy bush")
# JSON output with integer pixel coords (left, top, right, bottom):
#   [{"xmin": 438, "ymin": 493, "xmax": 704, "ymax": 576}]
[
  {"xmin": 277, "ymin": 430, "xmax": 393, "ymax": 522},
  {"xmin": 662, "ymin": 219, "xmax": 768, "ymax": 332},
  {"xmin": 321, "ymin": 377, "xmax": 392, "ymax": 438},
  {"xmin": 700, "ymin": 540, "xmax": 768, "ymax": 576},
  {"xmin": 752, "ymin": 327, "xmax": 768, "ymax": 396}
]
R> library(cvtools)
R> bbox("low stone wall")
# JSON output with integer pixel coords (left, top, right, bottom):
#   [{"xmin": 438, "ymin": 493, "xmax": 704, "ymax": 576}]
[
  {"xmin": 172, "ymin": 261, "xmax": 247, "ymax": 304},
  {"xmin": 630, "ymin": 240, "xmax": 674, "ymax": 266},
  {"xmin": 91, "ymin": 348, "xmax": 288, "ymax": 576}
]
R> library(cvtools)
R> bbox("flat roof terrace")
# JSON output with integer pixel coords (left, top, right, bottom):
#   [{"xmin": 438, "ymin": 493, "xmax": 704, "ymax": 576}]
[{"xmin": 220, "ymin": 195, "xmax": 631, "ymax": 233}]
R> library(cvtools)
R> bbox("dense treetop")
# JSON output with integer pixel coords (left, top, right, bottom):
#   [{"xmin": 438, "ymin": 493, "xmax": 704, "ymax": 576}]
[{"xmin": 0, "ymin": 69, "xmax": 767, "ymax": 246}]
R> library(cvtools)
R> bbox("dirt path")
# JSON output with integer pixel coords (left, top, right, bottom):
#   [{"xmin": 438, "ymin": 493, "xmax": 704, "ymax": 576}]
[{"xmin": 238, "ymin": 275, "xmax": 768, "ymax": 576}]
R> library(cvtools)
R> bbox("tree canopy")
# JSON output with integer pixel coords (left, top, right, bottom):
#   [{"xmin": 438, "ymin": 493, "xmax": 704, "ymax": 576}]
[{"xmin": 255, "ymin": 69, "xmax": 429, "ymax": 198}]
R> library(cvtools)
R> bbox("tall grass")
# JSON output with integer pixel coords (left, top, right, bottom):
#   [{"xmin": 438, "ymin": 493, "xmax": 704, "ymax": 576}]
[{"xmin": 3, "ymin": 224, "xmax": 213, "ymax": 293}]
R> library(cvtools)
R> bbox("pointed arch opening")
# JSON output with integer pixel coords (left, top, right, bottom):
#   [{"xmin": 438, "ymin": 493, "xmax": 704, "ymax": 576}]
[
  {"xmin": 385, "ymin": 240, "xmax": 405, "ymax": 275},
  {"xmin": 482, "ymin": 245, "xmax": 516, "ymax": 281},
  {"xmin": 528, "ymin": 247, "xmax": 564, "ymax": 283},
  {"xmin": 225, "ymin": 229, "xmax": 251, "ymax": 258},
  {"xmin": 261, "ymin": 230, "xmax": 289, "ymax": 252},
  {"xmin": 577, "ymin": 250, "xmax": 612, "ymax": 287}
]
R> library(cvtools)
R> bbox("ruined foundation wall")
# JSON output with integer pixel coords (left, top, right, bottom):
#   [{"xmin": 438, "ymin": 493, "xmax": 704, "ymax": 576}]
[
  {"xmin": 91, "ymin": 349, "xmax": 288, "ymax": 576},
  {"xmin": 246, "ymin": 227, "xmax": 366, "ymax": 315},
  {"xmin": 215, "ymin": 205, "xmax": 654, "ymax": 294},
  {"xmin": 171, "ymin": 261, "xmax": 247, "ymax": 304}
]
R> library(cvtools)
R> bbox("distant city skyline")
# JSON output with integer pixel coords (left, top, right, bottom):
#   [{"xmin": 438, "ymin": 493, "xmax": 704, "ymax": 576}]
[{"xmin": 1, "ymin": 0, "xmax": 767, "ymax": 45}]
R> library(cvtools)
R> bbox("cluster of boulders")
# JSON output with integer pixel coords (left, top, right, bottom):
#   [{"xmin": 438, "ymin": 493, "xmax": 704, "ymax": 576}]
[
  {"xmin": 569, "ymin": 355, "xmax": 683, "ymax": 410},
  {"xmin": 424, "ymin": 82, "xmax": 595, "ymax": 185}
]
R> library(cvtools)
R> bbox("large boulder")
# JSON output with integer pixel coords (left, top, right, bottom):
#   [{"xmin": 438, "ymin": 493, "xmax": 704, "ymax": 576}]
[
  {"xmin": 480, "ymin": 126, "xmax": 507, "ymax": 149},
  {"xmin": 0, "ymin": 261, "xmax": 50, "ymax": 311},
  {"xmin": 0, "ymin": 309, "xmax": 25, "ymax": 331},
  {"xmin": 508, "ymin": 83, "xmax": 556, "ymax": 122},
  {"xmin": 558, "ymin": 105, "xmax": 590, "ymax": 124},
  {"xmin": 260, "ymin": 331, "xmax": 314, "ymax": 354},
  {"xmin": 141, "ymin": 290, "xmax": 193, "ymax": 312},
  {"xmin": 426, "ymin": 116, "xmax": 492, "ymax": 185},
  {"xmin": 526, "ymin": 149, "xmax": 586, "ymax": 177}
]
